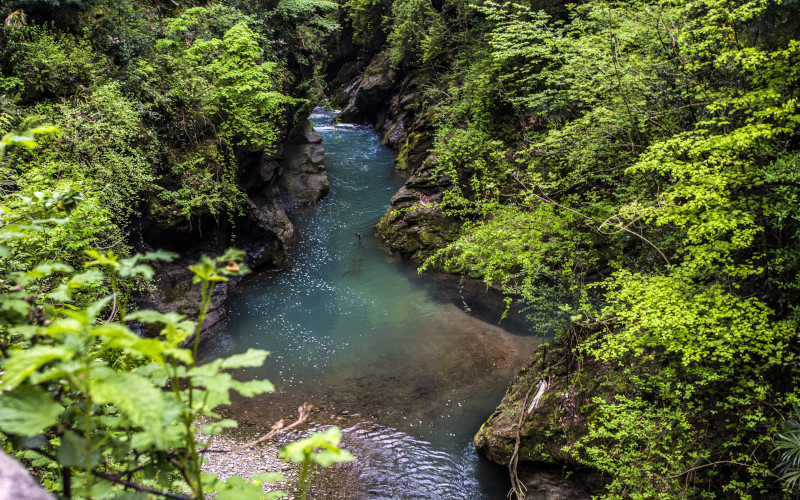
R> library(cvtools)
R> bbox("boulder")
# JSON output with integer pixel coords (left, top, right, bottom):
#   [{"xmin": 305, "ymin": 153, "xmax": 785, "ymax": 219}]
[
  {"xmin": 473, "ymin": 342, "xmax": 605, "ymax": 498},
  {"xmin": 279, "ymin": 124, "xmax": 329, "ymax": 208},
  {"xmin": 338, "ymin": 52, "xmax": 397, "ymax": 124},
  {"xmin": 0, "ymin": 451, "xmax": 54, "ymax": 500}
]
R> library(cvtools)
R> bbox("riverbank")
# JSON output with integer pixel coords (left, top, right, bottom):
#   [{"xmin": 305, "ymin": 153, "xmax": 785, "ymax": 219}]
[{"xmin": 198, "ymin": 417, "xmax": 299, "ymax": 498}]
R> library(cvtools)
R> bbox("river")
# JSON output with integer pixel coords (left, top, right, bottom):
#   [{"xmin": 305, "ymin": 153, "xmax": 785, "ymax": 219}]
[{"xmin": 198, "ymin": 110, "xmax": 543, "ymax": 498}]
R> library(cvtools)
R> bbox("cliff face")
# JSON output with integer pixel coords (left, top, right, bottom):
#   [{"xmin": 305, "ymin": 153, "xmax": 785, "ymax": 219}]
[
  {"xmin": 332, "ymin": 51, "xmax": 460, "ymax": 264},
  {"xmin": 132, "ymin": 125, "xmax": 328, "ymax": 333}
]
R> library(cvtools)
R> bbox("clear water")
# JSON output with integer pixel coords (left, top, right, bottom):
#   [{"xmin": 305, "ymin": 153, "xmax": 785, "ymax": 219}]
[{"xmin": 199, "ymin": 110, "xmax": 543, "ymax": 499}]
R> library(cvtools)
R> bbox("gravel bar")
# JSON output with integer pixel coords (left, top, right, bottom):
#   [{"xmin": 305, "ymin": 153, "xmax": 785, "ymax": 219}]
[{"xmin": 197, "ymin": 418, "xmax": 299, "ymax": 498}]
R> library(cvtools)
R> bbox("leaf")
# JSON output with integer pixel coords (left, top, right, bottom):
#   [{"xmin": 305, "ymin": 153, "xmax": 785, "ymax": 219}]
[
  {"xmin": 88, "ymin": 367, "xmax": 164, "ymax": 429},
  {"xmin": 203, "ymin": 474, "xmax": 268, "ymax": 500},
  {"xmin": 126, "ymin": 310, "xmax": 185, "ymax": 325},
  {"xmin": 280, "ymin": 427, "xmax": 354, "ymax": 466},
  {"xmin": 230, "ymin": 378, "xmax": 275, "ymax": 397},
  {"xmin": 116, "ymin": 261, "xmax": 155, "ymax": 280},
  {"xmin": 141, "ymin": 250, "xmax": 178, "ymax": 262},
  {"xmin": 220, "ymin": 348, "xmax": 270, "ymax": 369},
  {"xmin": 47, "ymin": 283, "xmax": 73, "ymax": 303},
  {"xmin": 69, "ymin": 268, "xmax": 104, "ymax": 285},
  {"xmin": 0, "ymin": 385, "xmax": 63, "ymax": 437},
  {"xmin": 57, "ymin": 430, "xmax": 102, "ymax": 468},
  {"xmin": 1, "ymin": 345, "xmax": 75, "ymax": 389},
  {"xmin": 251, "ymin": 472, "xmax": 284, "ymax": 483},
  {"xmin": 313, "ymin": 447, "xmax": 355, "ymax": 467},
  {"xmin": 86, "ymin": 296, "xmax": 113, "ymax": 320}
]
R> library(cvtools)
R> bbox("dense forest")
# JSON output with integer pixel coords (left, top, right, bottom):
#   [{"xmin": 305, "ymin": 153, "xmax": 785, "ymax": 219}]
[{"xmin": 1, "ymin": 0, "xmax": 800, "ymax": 498}]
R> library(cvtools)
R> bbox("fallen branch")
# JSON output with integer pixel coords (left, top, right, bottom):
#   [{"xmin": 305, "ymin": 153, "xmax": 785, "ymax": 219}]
[{"xmin": 201, "ymin": 402, "xmax": 314, "ymax": 454}]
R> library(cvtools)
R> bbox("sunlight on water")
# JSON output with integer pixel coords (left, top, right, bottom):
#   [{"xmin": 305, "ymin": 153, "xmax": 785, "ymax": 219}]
[{"xmin": 199, "ymin": 109, "xmax": 543, "ymax": 499}]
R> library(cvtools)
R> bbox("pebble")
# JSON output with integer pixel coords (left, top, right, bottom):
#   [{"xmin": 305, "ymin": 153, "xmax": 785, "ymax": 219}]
[{"xmin": 197, "ymin": 417, "xmax": 299, "ymax": 498}]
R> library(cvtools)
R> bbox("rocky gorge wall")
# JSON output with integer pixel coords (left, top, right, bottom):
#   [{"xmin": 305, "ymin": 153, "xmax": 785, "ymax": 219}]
[
  {"xmin": 329, "ymin": 47, "xmax": 607, "ymax": 498},
  {"xmin": 330, "ymin": 50, "xmax": 461, "ymax": 265},
  {"xmin": 131, "ymin": 123, "xmax": 329, "ymax": 335}
]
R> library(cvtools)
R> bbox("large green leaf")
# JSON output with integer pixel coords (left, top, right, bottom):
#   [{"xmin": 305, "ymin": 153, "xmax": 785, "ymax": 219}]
[
  {"xmin": 88, "ymin": 367, "xmax": 164, "ymax": 429},
  {"xmin": 1, "ymin": 345, "xmax": 74, "ymax": 389},
  {"xmin": 280, "ymin": 427, "xmax": 354, "ymax": 466},
  {"xmin": 0, "ymin": 385, "xmax": 62, "ymax": 437},
  {"xmin": 57, "ymin": 429, "xmax": 102, "ymax": 468},
  {"xmin": 220, "ymin": 348, "xmax": 269, "ymax": 369}
]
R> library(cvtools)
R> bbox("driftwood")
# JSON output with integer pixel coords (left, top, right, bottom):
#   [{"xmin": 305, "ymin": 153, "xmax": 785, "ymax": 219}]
[{"xmin": 201, "ymin": 402, "xmax": 314, "ymax": 454}]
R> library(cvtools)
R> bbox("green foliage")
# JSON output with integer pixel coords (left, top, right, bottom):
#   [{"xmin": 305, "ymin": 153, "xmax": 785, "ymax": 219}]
[
  {"xmin": 386, "ymin": 0, "xmax": 443, "ymax": 66},
  {"xmin": 343, "ymin": 0, "xmax": 391, "ymax": 43},
  {"xmin": 0, "ymin": 24, "xmax": 99, "ymax": 102},
  {"xmin": 0, "ymin": 187, "xmax": 352, "ymax": 498},
  {"xmin": 184, "ymin": 22, "xmax": 295, "ymax": 152},
  {"xmin": 366, "ymin": 0, "xmax": 800, "ymax": 495},
  {"xmin": 280, "ymin": 427, "xmax": 355, "ymax": 500},
  {"xmin": 573, "ymin": 394, "xmax": 700, "ymax": 499},
  {"xmin": 589, "ymin": 271, "xmax": 793, "ymax": 366},
  {"xmin": 775, "ymin": 406, "xmax": 800, "ymax": 489},
  {"xmin": 0, "ymin": 0, "xmax": 336, "ymax": 236}
]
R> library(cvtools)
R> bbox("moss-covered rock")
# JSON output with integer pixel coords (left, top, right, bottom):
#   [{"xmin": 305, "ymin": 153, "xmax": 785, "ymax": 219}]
[
  {"xmin": 474, "ymin": 341, "xmax": 608, "ymax": 497},
  {"xmin": 474, "ymin": 343, "xmax": 584, "ymax": 465},
  {"xmin": 375, "ymin": 203, "xmax": 460, "ymax": 263}
]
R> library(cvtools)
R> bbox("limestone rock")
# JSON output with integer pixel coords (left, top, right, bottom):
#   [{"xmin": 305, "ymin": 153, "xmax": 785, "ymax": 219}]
[
  {"xmin": 279, "ymin": 142, "xmax": 329, "ymax": 208},
  {"xmin": 0, "ymin": 451, "xmax": 54, "ymax": 500},
  {"xmin": 338, "ymin": 52, "xmax": 397, "ymax": 124}
]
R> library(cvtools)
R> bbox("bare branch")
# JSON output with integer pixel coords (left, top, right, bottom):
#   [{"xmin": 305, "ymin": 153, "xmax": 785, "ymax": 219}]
[{"xmin": 201, "ymin": 402, "xmax": 314, "ymax": 454}]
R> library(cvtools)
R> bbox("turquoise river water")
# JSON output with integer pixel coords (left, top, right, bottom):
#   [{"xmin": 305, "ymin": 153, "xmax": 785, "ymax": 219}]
[{"xmin": 198, "ymin": 110, "xmax": 543, "ymax": 499}]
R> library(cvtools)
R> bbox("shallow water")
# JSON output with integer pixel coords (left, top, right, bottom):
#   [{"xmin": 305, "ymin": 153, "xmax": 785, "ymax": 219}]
[{"xmin": 199, "ymin": 110, "xmax": 543, "ymax": 498}]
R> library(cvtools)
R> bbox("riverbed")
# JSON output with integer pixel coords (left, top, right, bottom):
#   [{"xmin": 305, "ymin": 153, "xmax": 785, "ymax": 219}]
[{"xmin": 198, "ymin": 110, "xmax": 543, "ymax": 498}]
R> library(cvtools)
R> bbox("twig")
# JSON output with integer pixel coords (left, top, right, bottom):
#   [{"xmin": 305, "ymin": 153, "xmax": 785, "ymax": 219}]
[
  {"xmin": 201, "ymin": 402, "xmax": 314, "ymax": 454},
  {"xmin": 105, "ymin": 293, "xmax": 117, "ymax": 324},
  {"xmin": 508, "ymin": 382, "xmax": 537, "ymax": 500},
  {"xmin": 91, "ymin": 470, "xmax": 192, "ymax": 500},
  {"xmin": 531, "ymin": 190, "xmax": 670, "ymax": 265}
]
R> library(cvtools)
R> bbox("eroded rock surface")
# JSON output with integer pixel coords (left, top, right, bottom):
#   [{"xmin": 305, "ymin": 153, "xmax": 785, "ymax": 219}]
[
  {"xmin": 132, "ymin": 122, "xmax": 328, "ymax": 334},
  {"xmin": 279, "ymin": 124, "xmax": 329, "ymax": 207},
  {"xmin": 473, "ymin": 342, "xmax": 605, "ymax": 498}
]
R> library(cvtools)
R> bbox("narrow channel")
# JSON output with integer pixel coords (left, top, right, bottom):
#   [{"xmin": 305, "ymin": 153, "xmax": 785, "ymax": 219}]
[{"xmin": 199, "ymin": 110, "xmax": 543, "ymax": 498}]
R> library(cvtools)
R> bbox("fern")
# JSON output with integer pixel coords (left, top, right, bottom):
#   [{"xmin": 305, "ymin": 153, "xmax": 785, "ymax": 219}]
[{"xmin": 776, "ymin": 406, "xmax": 800, "ymax": 489}]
